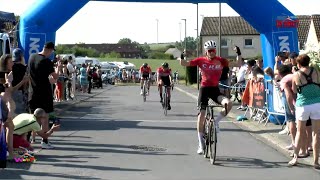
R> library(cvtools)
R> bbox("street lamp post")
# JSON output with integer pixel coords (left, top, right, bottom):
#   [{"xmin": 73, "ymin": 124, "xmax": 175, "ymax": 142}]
[
  {"xmin": 179, "ymin": 22, "xmax": 182, "ymax": 46},
  {"xmin": 196, "ymin": 3, "xmax": 200, "ymax": 90},
  {"xmin": 218, "ymin": 3, "xmax": 222, "ymax": 56},
  {"xmin": 181, "ymin": 18, "xmax": 187, "ymax": 85},
  {"xmin": 156, "ymin": 19, "xmax": 159, "ymax": 44}
]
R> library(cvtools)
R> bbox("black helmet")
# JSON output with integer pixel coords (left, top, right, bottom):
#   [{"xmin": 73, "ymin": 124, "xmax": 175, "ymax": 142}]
[
  {"xmin": 143, "ymin": 63, "xmax": 148, "ymax": 68},
  {"xmin": 162, "ymin": 62, "xmax": 169, "ymax": 68}
]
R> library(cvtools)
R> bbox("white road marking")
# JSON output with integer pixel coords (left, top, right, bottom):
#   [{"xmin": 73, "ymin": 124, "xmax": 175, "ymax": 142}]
[{"xmin": 174, "ymin": 87, "xmax": 198, "ymax": 100}]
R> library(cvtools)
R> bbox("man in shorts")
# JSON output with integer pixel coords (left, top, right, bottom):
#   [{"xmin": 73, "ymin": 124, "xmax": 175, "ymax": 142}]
[
  {"xmin": 179, "ymin": 40, "xmax": 233, "ymax": 154},
  {"xmin": 157, "ymin": 62, "xmax": 173, "ymax": 110},
  {"xmin": 28, "ymin": 41, "xmax": 58, "ymax": 148},
  {"xmin": 139, "ymin": 63, "xmax": 152, "ymax": 95}
]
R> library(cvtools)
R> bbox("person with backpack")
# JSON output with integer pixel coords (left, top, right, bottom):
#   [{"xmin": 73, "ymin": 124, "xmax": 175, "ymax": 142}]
[{"xmin": 289, "ymin": 54, "xmax": 320, "ymax": 169}]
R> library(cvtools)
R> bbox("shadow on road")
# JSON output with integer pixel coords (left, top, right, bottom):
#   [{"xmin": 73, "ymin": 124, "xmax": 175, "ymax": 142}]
[
  {"xmin": 221, "ymin": 128, "xmax": 281, "ymax": 134},
  {"xmin": 169, "ymin": 113, "xmax": 197, "ymax": 117},
  {"xmin": 213, "ymin": 156, "xmax": 289, "ymax": 169},
  {"xmin": 50, "ymin": 143, "xmax": 187, "ymax": 156},
  {"xmin": 60, "ymin": 119, "xmax": 196, "ymax": 132},
  {"xmin": 0, "ymin": 168, "xmax": 98, "ymax": 179}
]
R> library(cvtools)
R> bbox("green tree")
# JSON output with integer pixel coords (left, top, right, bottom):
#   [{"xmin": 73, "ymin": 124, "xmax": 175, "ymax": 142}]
[
  {"xmin": 118, "ymin": 38, "xmax": 132, "ymax": 44},
  {"xmin": 175, "ymin": 36, "xmax": 197, "ymax": 52},
  {"xmin": 139, "ymin": 42, "xmax": 151, "ymax": 58}
]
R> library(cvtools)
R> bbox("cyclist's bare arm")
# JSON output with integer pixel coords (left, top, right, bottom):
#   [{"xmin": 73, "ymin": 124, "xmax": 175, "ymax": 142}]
[
  {"xmin": 157, "ymin": 71, "xmax": 161, "ymax": 84},
  {"xmin": 169, "ymin": 74, "xmax": 173, "ymax": 84},
  {"xmin": 179, "ymin": 59, "xmax": 191, "ymax": 66},
  {"xmin": 149, "ymin": 68, "xmax": 152, "ymax": 79}
]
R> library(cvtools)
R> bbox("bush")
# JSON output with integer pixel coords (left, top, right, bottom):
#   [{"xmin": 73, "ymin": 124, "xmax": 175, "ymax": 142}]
[
  {"xmin": 105, "ymin": 51, "xmax": 121, "ymax": 58},
  {"xmin": 148, "ymin": 52, "xmax": 171, "ymax": 59},
  {"xmin": 308, "ymin": 51, "xmax": 320, "ymax": 73}
]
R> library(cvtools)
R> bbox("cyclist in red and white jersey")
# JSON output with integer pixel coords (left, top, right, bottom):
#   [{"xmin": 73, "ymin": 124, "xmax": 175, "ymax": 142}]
[
  {"xmin": 157, "ymin": 62, "xmax": 173, "ymax": 110},
  {"xmin": 139, "ymin": 63, "xmax": 152, "ymax": 95},
  {"xmin": 179, "ymin": 40, "xmax": 233, "ymax": 154}
]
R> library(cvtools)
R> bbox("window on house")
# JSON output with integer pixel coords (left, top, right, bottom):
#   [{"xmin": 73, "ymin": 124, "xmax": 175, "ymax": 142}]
[
  {"xmin": 244, "ymin": 38, "xmax": 253, "ymax": 48},
  {"xmin": 221, "ymin": 39, "xmax": 228, "ymax": 47}
]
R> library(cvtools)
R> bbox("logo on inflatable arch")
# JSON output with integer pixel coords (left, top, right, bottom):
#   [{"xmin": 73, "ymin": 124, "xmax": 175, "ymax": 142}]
[
  {"xmin": 25, "ymin": 33, "xmax": 46, "ymax": 57},
  {"xmin": 276, "ymin": 16, "xmax": 299, "ymax": 28},
  {"xmin": 272, "ymin": 31, "xmax": 295, "ymax": 53},
  {"xmin": 272, "ymin": 31, "xmax": 296, "ymax": 113}
]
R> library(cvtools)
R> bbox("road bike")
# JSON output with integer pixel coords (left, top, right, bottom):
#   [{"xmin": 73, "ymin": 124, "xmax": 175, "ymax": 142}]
[
  {"xmin": 203, "ymin": 100, "xmax": 227, "ymax": 165},
  {"xmin": 162, "ymin": 85, "xmax": 171, "ymax": 116}
]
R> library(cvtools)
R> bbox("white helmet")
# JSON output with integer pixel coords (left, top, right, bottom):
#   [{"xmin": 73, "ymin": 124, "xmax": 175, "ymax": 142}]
[{"xmin": 204, "ymin": 40, "xmax": 217, "ymax": 50}]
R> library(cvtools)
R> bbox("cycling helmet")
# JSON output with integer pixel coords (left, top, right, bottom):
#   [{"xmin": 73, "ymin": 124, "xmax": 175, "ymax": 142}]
[
  {"xmin": 204, "ymin": 40, "xmax": 217, "ymax": 50},
  {"xmin": 162, "ymin": 62, "xmax": 169, "ymax": 68},
  {"xmin": 143, "ymin": 63, "xmax": 148, "ymax": 68}
]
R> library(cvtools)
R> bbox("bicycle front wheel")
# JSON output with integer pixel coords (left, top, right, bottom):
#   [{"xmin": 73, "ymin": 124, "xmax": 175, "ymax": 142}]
[
  {"xmin": 209, "ymin": 120, "xmax": 217, "ymax": 164},
  {"xmin": 143, "ymin": 84, "xmax": 146, "ymax": 102},
  {"xmin": 204, "ymin": 118, "xmax": 210, "ymax": 158},
  {"xmin": 164, "ymin": 94, "xmax": 168, "ymax": 116}
]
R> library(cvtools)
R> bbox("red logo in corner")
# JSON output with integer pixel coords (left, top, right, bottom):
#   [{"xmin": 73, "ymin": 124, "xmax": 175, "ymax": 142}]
[{"xmin": 276, "ymin": 16, "xmax": 299, "ymax": 28}]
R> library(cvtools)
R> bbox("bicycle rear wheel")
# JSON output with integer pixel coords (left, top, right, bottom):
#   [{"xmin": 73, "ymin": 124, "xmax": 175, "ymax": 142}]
[{"xmin": 209, "ymin": 120, "xmax": 217, "ymax": 164}]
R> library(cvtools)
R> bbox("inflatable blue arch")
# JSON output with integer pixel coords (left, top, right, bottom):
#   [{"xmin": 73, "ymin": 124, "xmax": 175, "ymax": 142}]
[{"xmin": 19, "ymin": 0, "xmax": 298, "ymax": 123}]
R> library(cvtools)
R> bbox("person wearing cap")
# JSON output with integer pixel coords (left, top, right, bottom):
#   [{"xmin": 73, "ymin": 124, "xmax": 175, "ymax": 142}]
[
  {"xmin": 12, "ymin": 48, "xmax": 28, "ymax": 115},
  {"xmin": 286, "ymin": 52, "xmax": 299, "ymax": 72},
  {"xmin": 27, "ymin": 41, "xmax": 59, "ymax": 148},
  {"xmin": 12, "ymin": 108, "xmax": 60, "ymax": 150}
]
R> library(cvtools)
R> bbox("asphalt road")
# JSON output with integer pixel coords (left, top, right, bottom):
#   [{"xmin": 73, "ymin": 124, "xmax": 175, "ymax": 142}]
[{"xmin": 2, "ymin": 85, "xmax": 320, "ymax": 179}]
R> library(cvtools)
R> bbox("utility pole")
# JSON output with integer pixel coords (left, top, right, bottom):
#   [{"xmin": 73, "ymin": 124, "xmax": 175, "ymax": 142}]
[
  {"xmin": 156, "ymin": 19, "xmax": 159, "ymax": 44},
  {"xmin": 196, "ymin": 3, "xmax": 199, "ymax": 90},
  {"xmin": 179, "ymin": 22, "xmax": 182, "ymax": 47},
  {"xmin": 181, "ymin": 18, "xmax": 187, "ymax": 85},
  {"xmin": 218, "ymin": 3, "xmax": 222, "ymax": 56}
]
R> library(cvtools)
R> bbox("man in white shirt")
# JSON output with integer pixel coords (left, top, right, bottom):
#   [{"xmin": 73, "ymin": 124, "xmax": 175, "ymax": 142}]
[
  {"xmin": 234, "ymin": 46, "xmax": 248, "ymax": 110},
  {"xmin": 66, "ymin": 56, "xmax": 76, "ymax": 100}
]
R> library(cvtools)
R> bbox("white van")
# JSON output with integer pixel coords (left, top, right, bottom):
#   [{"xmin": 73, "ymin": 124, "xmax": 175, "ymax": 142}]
[
  {"xmin": 110, "ymin": 61, "xmax": 135, "ymax": 70},
  {"xmin": 75, "ymin": 56, "xmax": 101, "ymax": 67}
]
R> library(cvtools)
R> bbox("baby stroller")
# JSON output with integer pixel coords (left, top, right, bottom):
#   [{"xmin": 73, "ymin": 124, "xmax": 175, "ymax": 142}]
[{"xmin": 91, "ymin": 72, "xmax": 100, "ymax": 89}]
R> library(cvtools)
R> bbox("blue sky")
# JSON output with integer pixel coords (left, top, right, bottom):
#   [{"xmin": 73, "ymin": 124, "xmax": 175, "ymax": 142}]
[{"xmin": 0, "ymin": 0, "xmax": 319, "ymax": 44}]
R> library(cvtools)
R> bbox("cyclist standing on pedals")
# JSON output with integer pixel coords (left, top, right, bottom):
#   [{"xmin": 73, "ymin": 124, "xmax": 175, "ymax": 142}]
[
  {"xmin": 139, "ymin": 63, "xmax": 152, "ymax": 95},
  {"xmin": 179, "ymin": 40, "xmax": 233, "ymax": 154},
  {"xmin": 157, "ymin": 62, "xmax": 173, "ymax": 110}
]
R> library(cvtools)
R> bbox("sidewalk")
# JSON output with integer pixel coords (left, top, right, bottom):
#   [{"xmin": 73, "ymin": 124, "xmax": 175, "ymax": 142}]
[{"xmin": 174, "ymin": 84, "xmax": 315, "ymax": 167}]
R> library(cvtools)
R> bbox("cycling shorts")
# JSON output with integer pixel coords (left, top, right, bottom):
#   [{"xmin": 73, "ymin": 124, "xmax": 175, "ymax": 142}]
[
  {"xmin": 159, "ymin": 76, "xmax": 171, "ymax": 86},
  {"xmin": 141, "ymin": 74, "xmax": 150, "ymax": 79},
  {"xmin": 198, "ymin": 86, "xmax": 226, "ymax": 110}
]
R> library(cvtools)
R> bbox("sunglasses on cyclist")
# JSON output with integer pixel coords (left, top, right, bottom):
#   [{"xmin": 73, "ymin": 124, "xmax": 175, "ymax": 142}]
[{"xmin": 207, "ymin": 49, "xmax": 216, "ymax": 53}]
